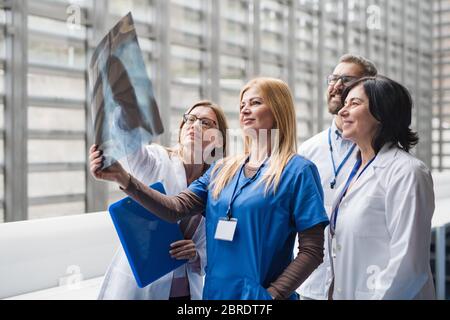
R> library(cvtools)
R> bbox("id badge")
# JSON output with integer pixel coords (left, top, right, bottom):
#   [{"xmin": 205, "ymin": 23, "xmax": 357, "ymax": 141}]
[{"xmin": 214, "ymin": 217, "xmax": 238, "ymax": 242}]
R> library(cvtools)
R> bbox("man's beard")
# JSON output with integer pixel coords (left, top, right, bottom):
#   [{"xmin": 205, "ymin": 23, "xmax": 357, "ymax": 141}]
[{"xmin": 327, "ymin": 96, "xmax": 343, "ymax": 115}]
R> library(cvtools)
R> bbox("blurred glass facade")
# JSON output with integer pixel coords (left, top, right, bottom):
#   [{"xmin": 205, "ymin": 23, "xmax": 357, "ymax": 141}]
[
  {"xmin": 0, "ymin": 0, "xmax": 439, "ymax": 222},
  {"xmin": 435, "ymin": 0, "xmax": 450, "ymax": 172}
]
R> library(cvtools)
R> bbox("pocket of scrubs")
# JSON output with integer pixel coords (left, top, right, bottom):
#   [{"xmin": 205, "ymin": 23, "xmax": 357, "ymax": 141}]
[{"xmin": 242, "ymin": 279, "xmax": 273, "ymax": 300}]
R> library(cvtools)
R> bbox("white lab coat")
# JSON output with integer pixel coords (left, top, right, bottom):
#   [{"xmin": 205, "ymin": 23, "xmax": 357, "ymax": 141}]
[
  {"xmin": 297, "ymin": 120, "xmax": 358, "ymax": 300},
  {"xmin": 98, "ymin": 144, "xmax": 206, "ymax": 300},
  {"xmin": 329, "ymin": 144, "xmax": 436, "ymax": 300}
]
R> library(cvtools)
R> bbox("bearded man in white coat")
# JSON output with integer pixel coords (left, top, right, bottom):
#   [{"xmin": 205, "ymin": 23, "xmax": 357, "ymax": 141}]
[{"xmin": 297, "ymin": 54, "xmax": 378, "ymax": 300}]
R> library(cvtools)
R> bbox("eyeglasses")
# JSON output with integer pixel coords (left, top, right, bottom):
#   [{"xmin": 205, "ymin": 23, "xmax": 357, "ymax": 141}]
[
  {"xmin": 327, "ymin": 75, "xmax": 359, "ymax": 86},
  {"xmin": 183, "ymin": 114, "xmax": 217, "ymax": 129}
]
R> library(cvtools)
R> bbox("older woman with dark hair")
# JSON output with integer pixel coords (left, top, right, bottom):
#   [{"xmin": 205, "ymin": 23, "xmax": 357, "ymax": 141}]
[{"xmin": 327, "ymin": 76, "xmax": 435, "ymax": 300}]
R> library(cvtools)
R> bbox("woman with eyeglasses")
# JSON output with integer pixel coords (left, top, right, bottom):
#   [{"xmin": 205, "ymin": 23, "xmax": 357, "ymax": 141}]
[
  {"xmin": 90, "ymin": 77, "xmax": 328, "ymax": 300},
  {"xmin": 93, "ymin": 100, "xmax": 229, "ymax": 300}
]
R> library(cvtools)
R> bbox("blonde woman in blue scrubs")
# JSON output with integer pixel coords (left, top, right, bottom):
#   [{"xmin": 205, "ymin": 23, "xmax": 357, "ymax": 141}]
[{"xmin": 90, "ymin": 78, "xmax": 329, "ymax": 300}]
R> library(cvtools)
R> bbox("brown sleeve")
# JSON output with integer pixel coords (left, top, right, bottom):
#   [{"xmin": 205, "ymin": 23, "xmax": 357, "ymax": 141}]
[
  {"xmin": 121, "ymin": 175, "xmax": 206, "ymax": 223},
  {"xmin": 267, "ymin": 224, "xmax": 325, "ymax": 300}
]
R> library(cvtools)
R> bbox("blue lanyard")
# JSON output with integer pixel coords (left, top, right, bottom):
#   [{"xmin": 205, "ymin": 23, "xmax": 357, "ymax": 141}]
[
  {"xmin": 328, "ymin": 128, "xmax": 356, "ymax": 189},
  {"xmin": 330, "ymin": 154, "xmax": 377, "ymax": 235},
  {"xmin": 225, "ymin": 157, "xmax": 267, "ymax": 220}
]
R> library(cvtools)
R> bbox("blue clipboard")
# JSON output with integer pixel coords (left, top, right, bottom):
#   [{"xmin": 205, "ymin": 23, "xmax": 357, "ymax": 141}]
[{"xmin": 108, "ymin": 182, "xmax": 186, "ymax": 288}]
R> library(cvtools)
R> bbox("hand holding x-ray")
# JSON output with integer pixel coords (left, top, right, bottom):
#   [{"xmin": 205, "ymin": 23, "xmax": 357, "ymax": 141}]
[{"xmin": 89, "ymin": 13, "xmax": 164, "ymax": 169}]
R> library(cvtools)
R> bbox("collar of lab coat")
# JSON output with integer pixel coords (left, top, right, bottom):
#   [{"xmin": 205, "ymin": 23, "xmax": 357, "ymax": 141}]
[
  {"xmin": 371, "ymin": 143, "xmax": 400, "ymax": 169},
  {"xmin": 335, "ymin": 144, "xmax": 399, "ymax": 202},
  {"xmin": 170, "ymin": 152, "xmax": 188, "ymax": 189}
]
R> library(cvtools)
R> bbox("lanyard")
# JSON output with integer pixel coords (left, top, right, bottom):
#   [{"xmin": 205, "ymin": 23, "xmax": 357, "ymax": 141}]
[
  {"xmin": 328, "ymin": 128, "xmax": 356, "ymax": 189},
  {"xmin": 225, "ymin": 157, "xmax": 267, "ymax": 220},
  {"xmin": 329, "ymin": 154, "xmax": 377, "ymax": 235}
]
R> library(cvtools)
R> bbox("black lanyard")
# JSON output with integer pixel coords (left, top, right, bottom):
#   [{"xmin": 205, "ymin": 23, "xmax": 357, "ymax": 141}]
[{"xmin": 225, "ymin": 157, "xmax": 267, "ymax": 220}]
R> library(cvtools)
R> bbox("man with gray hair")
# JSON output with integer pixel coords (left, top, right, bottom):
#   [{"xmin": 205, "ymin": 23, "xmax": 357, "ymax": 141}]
[{"xmin": 297, "ymin": 54, "xmax": 378, "ymax": 300}]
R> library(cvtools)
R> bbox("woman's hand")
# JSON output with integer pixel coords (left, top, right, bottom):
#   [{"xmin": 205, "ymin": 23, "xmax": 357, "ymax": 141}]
[
  {"xmin": 169, "ymin": 239, "xmax": 198, "ymax": 261},
  {"xmin": 89, "ymin": 144, "xmax": 130, "ymax": 189}
]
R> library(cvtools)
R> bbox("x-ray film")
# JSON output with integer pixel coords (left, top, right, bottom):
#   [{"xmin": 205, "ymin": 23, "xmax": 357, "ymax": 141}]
[{"xmin": 89, "ymin": 13, "xmax": 164, "ymax": 169}]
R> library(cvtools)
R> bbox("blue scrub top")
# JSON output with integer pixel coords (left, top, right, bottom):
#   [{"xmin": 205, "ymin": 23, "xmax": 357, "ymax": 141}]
[{"xmin": 189, "ymin": 155, "xmax": 329, "ymax": 300}]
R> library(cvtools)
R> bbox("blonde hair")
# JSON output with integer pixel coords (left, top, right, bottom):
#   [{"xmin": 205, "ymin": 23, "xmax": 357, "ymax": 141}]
[
  {"xmin": 167, "ymin": 100, "xmax": 229, "ymax": 163},
  {"xmin": 211, "ymin": 77, "xmax": 298, "ymax": 199}
]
